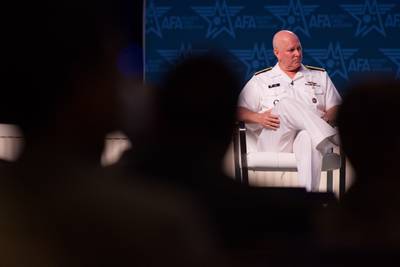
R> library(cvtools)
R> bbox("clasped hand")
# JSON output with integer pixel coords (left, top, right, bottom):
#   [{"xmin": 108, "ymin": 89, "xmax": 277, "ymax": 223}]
[{"xmin": 257, "ymin": 109, "xmax": 280, "ymax": 130}]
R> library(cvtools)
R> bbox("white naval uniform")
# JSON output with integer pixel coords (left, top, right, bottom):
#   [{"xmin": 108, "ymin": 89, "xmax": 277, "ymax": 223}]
[{"xmin": 238, "ymin": 63, "xmax": 342, "ymax": 191}]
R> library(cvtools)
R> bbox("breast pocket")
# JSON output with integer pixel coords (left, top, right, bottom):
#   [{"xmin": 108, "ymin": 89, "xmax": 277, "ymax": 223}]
[
  {"xmin": 296, "ymin": 88, "xmax": 318, "ymax": 114},
  {"xmin": 314, "ymin": 88, "xmax": 324, "ymax": 96},
  {"xmin": 314, "ymin": 88, "xmax": 325, "ymax": 109},
  {"xmin": 260, "ymin": 91, "xmax": 276, "ymax": 111},
  {"xmin": 261, "ymin": 97, "xmax": 274, "ymax": 111}
]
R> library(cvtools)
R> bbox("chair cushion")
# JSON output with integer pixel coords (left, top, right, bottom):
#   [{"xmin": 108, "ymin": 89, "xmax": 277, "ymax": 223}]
[{"xmin": 246, "ymin": 151, "xmax": 341, "ymax": 172}]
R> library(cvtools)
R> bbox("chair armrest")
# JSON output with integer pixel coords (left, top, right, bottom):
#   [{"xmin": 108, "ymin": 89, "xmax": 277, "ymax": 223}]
[{"xmin": 232, "ymin": 121, "xmax": 249, "ymax": 184}]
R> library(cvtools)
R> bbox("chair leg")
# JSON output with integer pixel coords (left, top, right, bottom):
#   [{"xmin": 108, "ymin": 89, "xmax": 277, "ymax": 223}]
[
  {"xmin": 241, "ymin": 166, "xmax": 249, "ymax": 185},
  {"xmin": 233, "ymin": 126, "xmax": 241, "ymax": 182},
  {"xmin": 326, "ymin": 170, "xmax": 333, "ymax": 192},
  {"xmin": 238, "ymin": 123, "xmax": 249, "ymax": 185},
  {"xmin": 339, "ymin": 153, "xmax": 347, "ymax": 199}
]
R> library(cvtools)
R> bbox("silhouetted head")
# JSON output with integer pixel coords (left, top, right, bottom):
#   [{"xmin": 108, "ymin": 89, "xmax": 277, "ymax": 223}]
[
  {"xmin": 137, "ymin": 54, "xmax": 241, "ymax": 177},
  {"xmin": 2, "ymin": 0, "xmax": 125, "ymax": 141},
  {"xmin": 337, "ymin": 76, "xmax": 400, "ymax": 179}
]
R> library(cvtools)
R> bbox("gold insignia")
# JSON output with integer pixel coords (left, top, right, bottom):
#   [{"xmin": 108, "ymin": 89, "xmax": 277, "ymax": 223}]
[
  {"xmin": 305, "ymin": 65, "xmax": 325, "ymax": 72},
  {"xmin": 254, "ymin": 67, "xmax": 272, "ymax": 75}
]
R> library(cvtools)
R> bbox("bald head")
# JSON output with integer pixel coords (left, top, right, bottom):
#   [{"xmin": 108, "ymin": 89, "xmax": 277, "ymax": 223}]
[
  {"xmin": 272, "ymin": 30, "xmax": 299, "ymax": 50},
  {"xmin": 272, "ymin": 30, "xmax": 302, "ymax": 72}
]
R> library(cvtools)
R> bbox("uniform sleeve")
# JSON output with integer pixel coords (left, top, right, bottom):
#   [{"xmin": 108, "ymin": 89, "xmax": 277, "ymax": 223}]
[
  {"xmin": 238, "ymin": 76, "xmax": 261, "ymax": 112},
  {"xmin": 324, "ymin": 73, "xmax": 342, "ymax": 110},
  {"xmin": 237, "ymin": 76, "xmax": 265, "ymax": 134}
]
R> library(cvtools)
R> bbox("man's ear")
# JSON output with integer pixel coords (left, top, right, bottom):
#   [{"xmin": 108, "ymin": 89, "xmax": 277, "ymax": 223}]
[{"xmin": 273, "ymin": 48, "xmax": 279, "ymax": 58}]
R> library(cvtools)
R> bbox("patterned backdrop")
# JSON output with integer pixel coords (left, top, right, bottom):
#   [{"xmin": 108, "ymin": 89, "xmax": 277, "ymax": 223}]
[{"xmin": 144, "ymin": 0, "xmax": 400, "ymax": 95}]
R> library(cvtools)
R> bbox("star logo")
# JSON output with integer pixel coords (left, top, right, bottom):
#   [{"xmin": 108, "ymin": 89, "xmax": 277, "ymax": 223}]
[
  {"xmin": 145, "ymin": 0, "xmax": 171, "ymax": 38},
  {"xmin": 192, "ymin": 0, "xmax": 243, "ymax": 39},
  {"xmin": 341, "ymin": 0, "xmax": 395, "ymax": 37},
  {"xmin": 306, "ymin": 43, "xmax": 358, "ymax": 80},
  {"xmin": 157, "ymin": 43, "xmax": 207, "ymax": 64},
  {"xmin": 265, "ymin": 0, "xmax": 318, "ymax": 37},
  {"xmin": 230, "ymin": 43, "xmax": 274, "ymax": 79},
  {"xmin": 380, "ymin": 49, "xmax": 400, "ymax": 79}
]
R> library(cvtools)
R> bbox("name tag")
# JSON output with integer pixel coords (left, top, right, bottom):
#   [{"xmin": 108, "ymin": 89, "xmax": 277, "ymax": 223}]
[{"xmin": 268, "ymin": 83, "xmax": 280, "ymax": 88}]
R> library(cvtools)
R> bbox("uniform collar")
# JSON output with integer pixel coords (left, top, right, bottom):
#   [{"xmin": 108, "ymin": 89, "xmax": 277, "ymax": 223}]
[{"xmin": 270, "ymin": 63, "xmax": 308, "ymax": 81}]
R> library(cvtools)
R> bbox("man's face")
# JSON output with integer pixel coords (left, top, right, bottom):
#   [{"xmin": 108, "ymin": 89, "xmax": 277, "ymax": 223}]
[{"xmin": 274, "ymin": 35, "xmax": 302, "ymax": 71}]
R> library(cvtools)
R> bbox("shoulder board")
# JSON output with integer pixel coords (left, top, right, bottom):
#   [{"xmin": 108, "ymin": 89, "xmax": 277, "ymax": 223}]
[
  {"xmin": 305, "ymin": 65, "xmax": 325, "ymax": 72},
  {"xmin": 254, "ymin": 67, "xmax": 272, "ymax": 76}
]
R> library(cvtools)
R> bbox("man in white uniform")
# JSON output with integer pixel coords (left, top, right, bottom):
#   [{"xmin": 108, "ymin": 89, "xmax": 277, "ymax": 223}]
[{"xmin": 237, "ymin": 30, "xmax": 341, "ymax": 191}]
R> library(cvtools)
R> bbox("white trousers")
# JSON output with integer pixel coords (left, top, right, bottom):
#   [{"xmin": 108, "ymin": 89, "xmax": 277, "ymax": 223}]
[{"xmin": 257, "ymin": 97, "xmax": 336, "ymax": 191}]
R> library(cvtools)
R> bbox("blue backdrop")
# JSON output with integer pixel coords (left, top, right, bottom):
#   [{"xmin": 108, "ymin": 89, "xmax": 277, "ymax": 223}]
[{"xmin": 144, "ymin": 0, "xmax": 400, "ymax": 94}]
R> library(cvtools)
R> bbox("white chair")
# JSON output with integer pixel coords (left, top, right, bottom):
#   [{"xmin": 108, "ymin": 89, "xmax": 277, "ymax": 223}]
[
  {"xmin": 0, "ymin": 124, "xmax": 23, "ymax": 162},
  {"xmin": 233, "ymin": 122, "xmax": 346, "ymax": 198},
  {"xmin": 101, "ymin": 131, "xmax": 131, "ymax": 167}
]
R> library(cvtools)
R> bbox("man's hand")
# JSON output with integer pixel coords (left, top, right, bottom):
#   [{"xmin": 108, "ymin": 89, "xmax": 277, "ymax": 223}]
[
  {"xmin": 237, "ymin": 107, "xmax": 280, "ymax": 130},
  {"xmin": 321, "ymin": 106, "xmax": 339, "ymax": 126},
  {"xmin": 256, "ymin": 109, "xmax": 280, "ymax": 130}
]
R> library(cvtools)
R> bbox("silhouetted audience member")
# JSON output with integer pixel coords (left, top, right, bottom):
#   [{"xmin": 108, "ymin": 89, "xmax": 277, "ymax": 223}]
[
  {"xmin": 118, "ymin": 53, "xmax": 243, "ymax": 238},
  {"xmin": 1, "ymin": 1, "xmax": 224, "ymax": 266},
  {"xmin": 315, "ymin": 77, "xmax": 400, "ymax": 266},
  {"xmin": 118, "ymin": 54, "xmax": 321, "ymax": 267}
]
